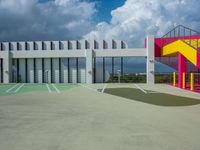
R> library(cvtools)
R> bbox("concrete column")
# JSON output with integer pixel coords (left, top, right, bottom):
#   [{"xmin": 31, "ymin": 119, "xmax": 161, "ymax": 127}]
[
  {"xmin": 44, "ymin": 41, "xmax": 50, "ymax": 50},
  {"xmin": 80, "ymin": 40, "xmax": 86, "ymax": 50},
  {"xmin": 12, "ymin": 42, "xmax": 17, "ymax": 51},
  {"xmin": 27, "ymin": 58, "xmax": 34, "ymax": 83},
  {"xmin": 99, "ymin": 40, "xmax": 104, "ymax": 50},
  {"xmin": 35, "ymin": 58, "xmax": 43, "ymax": 83},
  {"xmin": 178, "ymin": 53, "xmax": 186, "ymax": 88},
  {"xmin": 44, "ymin": 58, "xmax": 51, "ymax": 83},
  {"xmin": 36, "ymin": 41, "xmax": 42, "ymax": 50},
  {"xmin": 79, "ymin": 69, "xmax": 86, "ymax": 83},
  {"xmin": 19, "ymin": 58, "xmax": 26, "ymax": 82},
  {"xmin": 89, "ymin": 40, "xmax": 95, "ymax": 50},
  {"xmin": 54, "ymin": 41, "xmax": 59, "ymax": 50},
  {"xmin": 60, "ymin": 58, "xmax": 69, "ymax": 83},
  {"xmin": 19, "ymin": 42, "xmax": 25, "ymax": 51},
  {"xmin": 52, "ymin": 58, "xmax": 60, "ymax": 83},
  {"xmin": 27, "ymin": 42, "xmax": 33, "ymax": 51},
  {"xmin": 71, "ymin": 41, "xmax": 77, "ymax": 50},
  {"xmin": 70, "ymin": 68, "xmax": 77, "ymax": 83},
  {"xmin": 85, "ymin": 49, "xmax": 93, "ymax": 84},
  {"xmin": 146, "ymin": 35, "xmax": 155, "ymax": 85},
  {"xmin": 3, "ymin": 50, "xmax": 11, "ymax": 83}
]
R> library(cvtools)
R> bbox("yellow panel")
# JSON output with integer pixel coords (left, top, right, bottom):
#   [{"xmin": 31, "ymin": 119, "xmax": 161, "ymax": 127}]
[
  {"xmin": 162, "ymin": 40, "xmax": 197, "ymax": 65},
  {"xmin": 162, "ymin": 41, "xmax": 179, "ymax": 56},
  {"xmin": 183, "ymin": 39, "xmax": 200, "ymax": 48}
]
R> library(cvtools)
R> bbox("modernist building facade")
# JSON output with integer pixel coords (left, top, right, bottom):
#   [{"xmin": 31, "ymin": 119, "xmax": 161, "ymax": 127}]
[{"xmin": 0, "ymin": 36, "xmax": 155, "ymax": 84}]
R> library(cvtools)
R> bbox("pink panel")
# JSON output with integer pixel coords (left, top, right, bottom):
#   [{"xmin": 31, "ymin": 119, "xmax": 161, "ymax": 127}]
[
  {"xmin": 178, "ymin": 53, "xmax": 186, "ymax": 88},
  {"xmin": 197, "ymin": 52, "xmax": 200, "ymax": 69},
  {"xmin": 154, "ymin": 39, "xmax": 162, "ymax": 57},
  {"xmin": 154, "ymin": 35, "xmax": 200, "ymax": 58}
]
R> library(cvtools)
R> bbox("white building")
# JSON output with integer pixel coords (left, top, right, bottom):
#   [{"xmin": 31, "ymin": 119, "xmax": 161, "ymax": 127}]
[{"xmin": 0, "ymin": 36, "xmax": 155, "ymax": 84}]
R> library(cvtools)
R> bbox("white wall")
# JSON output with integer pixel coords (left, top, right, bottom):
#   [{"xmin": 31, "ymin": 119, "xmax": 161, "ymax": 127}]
[
  {"xmin": 52, "ymin": 58, "xmax": 60, "ymax": 83},
  {"xmin": 70, "ymin": 68, "xmax": 77, "ymax": 83},
  {"xmin": 78, "ymin": 69, "xmax": 86, "ymax": 83},
  {"xmin": 12, "ymin": 59, "xmax": 17, "ymax": 83},
  {"xmin": 27, "ymin": 42, "xmax": 34, "ymax": 51},
  {"xmin": 35, "ymin": 58, "xmax": 43, "ymax": 83},
  {"xmin": 44, "ymin": 58, "xmax": 51, "ymax": 83},
  {"xmin": 146, "ymin": 35, "xmax": 155, "ymax": 85},
  {"xmin": 0, "ymin": 39, "xmax": 144, "ymax": 84},
  {"xmin": 27, "ymin": 58, "xmax": 34, "ymax": 83},
  {"xmin": 60, "ymin": 58, "xmax": 68, "ymax": 83},
  {"xmin": 19, "ymin": 59, "xmax": 26, "ymax": 82}
]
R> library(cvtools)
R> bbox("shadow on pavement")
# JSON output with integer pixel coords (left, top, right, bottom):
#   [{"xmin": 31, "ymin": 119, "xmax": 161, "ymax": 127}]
[{"xmin": 104, "ymin": 88, "xmax": 200, "ymax": 106}]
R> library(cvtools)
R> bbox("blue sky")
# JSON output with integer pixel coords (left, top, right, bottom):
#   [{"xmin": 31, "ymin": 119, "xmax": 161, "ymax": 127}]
[
  {"xmin": 90, "ymin": 0, "xmax": 125, "ymax": 22},
  {"xmin": 38, "ymin": 0, "xmax": 125, "ymax": 21},
  {"xmin": 0, "ymin": 0, "xmax": 199, "ymax": 45}
]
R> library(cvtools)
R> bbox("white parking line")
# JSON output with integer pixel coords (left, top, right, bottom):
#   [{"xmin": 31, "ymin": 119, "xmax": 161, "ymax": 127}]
[
  {"xmin": 133, "ymin": 84, "xmax": 147, "ymax": 94},
  {"xmin": 6, "ymin": 84, "xmax": 19, "ymax": 93},
  {"xmin": 52, "ymin": 84, "xmax": 61, "ymax": 93},
  {"xmin": 14, "ymin": 84, "xmax": 25, "ymax": 93},
  {"xmin": 102, "ymin": 84, "xmax": 108, "ymax": 93},
  {"xmin": 46, "ymin": 84, "xmax": 52, "ymax": 93},
  {"xmin": 79, "ymin": 84, "xmax": 98, "ymax": 92},
  {"xmin": 148, "ymin": 91, "xmax": 160, "ymax": 94}
]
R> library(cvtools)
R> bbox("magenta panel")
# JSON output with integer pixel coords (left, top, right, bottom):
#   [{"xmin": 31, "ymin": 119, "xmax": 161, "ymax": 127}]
[
  {"xmin": 178, "ymin": 53, "xmax": 186, "ymax": 88},
  {"xmin": 197, "ymin": 52, "xmax": 200, "ymax": 69}
]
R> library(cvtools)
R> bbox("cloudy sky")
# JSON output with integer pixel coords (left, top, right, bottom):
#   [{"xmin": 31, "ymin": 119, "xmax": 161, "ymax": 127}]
[
  {"xmin": 0, "ymin": 0, "xmax": 200, "ymax": 47},
  {"xmin": 0, "ymin": 0, "xmax": 200, "ymax": 73}
]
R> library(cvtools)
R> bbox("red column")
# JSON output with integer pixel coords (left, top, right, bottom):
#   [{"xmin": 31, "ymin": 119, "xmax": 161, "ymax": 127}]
[{"xmin": 178, "ymin": 53, "xmax": 186, "ymax": 88}]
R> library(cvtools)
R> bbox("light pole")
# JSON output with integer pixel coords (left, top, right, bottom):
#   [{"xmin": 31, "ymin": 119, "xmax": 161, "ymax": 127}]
[
  {"xmin": 45, "ymin": 70, "xmax": 49, "ymax": 83},
  {"xmin": 12, "ymin": 65, "xmax": 17, "ymax": 83},
  {"xmin": 117, "ymin": 70, "xmax": 121, "ymax": 83}
]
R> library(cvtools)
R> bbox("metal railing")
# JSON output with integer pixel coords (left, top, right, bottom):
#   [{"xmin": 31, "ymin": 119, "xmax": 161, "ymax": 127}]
[{"xmin": 161, "ymin": 25, "xmax": 200, "ymax": 50}]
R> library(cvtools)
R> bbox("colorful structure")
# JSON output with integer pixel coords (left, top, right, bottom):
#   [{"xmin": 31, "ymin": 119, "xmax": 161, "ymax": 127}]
[
  {"xmin": 155, "ymin": 25, "xmax": 200, "ymax": 92},
  {"xmin": 1, "ymin": 24, "xmax": 200, "ymax": 94}
]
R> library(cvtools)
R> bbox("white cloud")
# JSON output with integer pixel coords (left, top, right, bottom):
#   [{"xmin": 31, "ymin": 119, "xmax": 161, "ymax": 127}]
[
  {"xmin": 0, "ymin": 0, "xmax": 37, "ymax": 15},
  {"xmin": 0, "ymin": 0, "xmax": 96, "ymax": 41},
  {"xmin": 84, "ymin": 0, "xmax": 200, "ymax": 47}
]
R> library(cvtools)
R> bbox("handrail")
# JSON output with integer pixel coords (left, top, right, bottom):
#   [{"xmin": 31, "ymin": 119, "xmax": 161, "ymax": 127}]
[
  {"xmin": 162, "ymin": 25, "xmax": 200, "ymax": 38},
  {"xmin": 161, "ymin": 25, "xmax": 200, "ymax": 50},
  {"xmin": 181, "ymin": 40, "xmax": 197, "ymax": 50}
]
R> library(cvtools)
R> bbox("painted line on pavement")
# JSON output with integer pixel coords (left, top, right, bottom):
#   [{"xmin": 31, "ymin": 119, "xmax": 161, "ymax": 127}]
[
  {"xmin": 52, "ymin": 84, "xmax": 61, "ymax": 93},
  {"xmin": 79, "ymin": 84, "xmax": 98, "ymax": 92},
  {"xmin": 102, "ymin": 84, "xmax": 108, "ymax": 93},
  {"xmin": 14, "ymin": 84, "xmax": 25, "ymax": 93},
  {"xmin": 148, "ymin": 91, "xmax": 160, "ymax": 94},
  {"xmin": 46, "ymin": 84, "xmax": 52, "ymax": 93},
  {"xmin": 133, "ymin": 84, "xmax": 147, "ymax": 94},
  {"xmin": 6, "ymin": 84, "xmax": 19, "ymax": 93}
]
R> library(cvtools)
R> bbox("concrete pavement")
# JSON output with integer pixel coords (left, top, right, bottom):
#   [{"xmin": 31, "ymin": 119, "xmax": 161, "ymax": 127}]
[{"xmin": 0, "ymin": 84, "xmax": 200, "ymax": 150}]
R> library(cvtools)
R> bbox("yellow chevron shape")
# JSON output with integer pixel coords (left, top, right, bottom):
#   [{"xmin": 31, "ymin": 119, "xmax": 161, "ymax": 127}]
[
  {"xmin": 162, "ymin": 40, "xmax": 197, "ymax": 66},
  {"xmin": 184, "ymin": 39, "xmax": 200, "ymax": 48}
]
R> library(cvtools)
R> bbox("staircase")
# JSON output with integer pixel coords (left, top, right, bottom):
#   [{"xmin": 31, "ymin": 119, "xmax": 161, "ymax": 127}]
[{"xmin": 155, "ymin": 25, "xmax": 200, "ymax": 72}]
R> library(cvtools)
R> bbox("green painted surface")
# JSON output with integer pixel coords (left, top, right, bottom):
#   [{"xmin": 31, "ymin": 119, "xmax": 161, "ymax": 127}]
[
  {"xmin": 19, "ymin": 84, "xmax": 48, "ymax": 93},
  {"xmin": 0, "ymin": 84, "xmax": 19, "ymax": 96},
  {"xmin": 104, "ymin": 88, "xmax": 200, "ymax": 106},
  {"xmin": 0, "ymin": 84, "xmax": 79, "ymax": 96}
]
